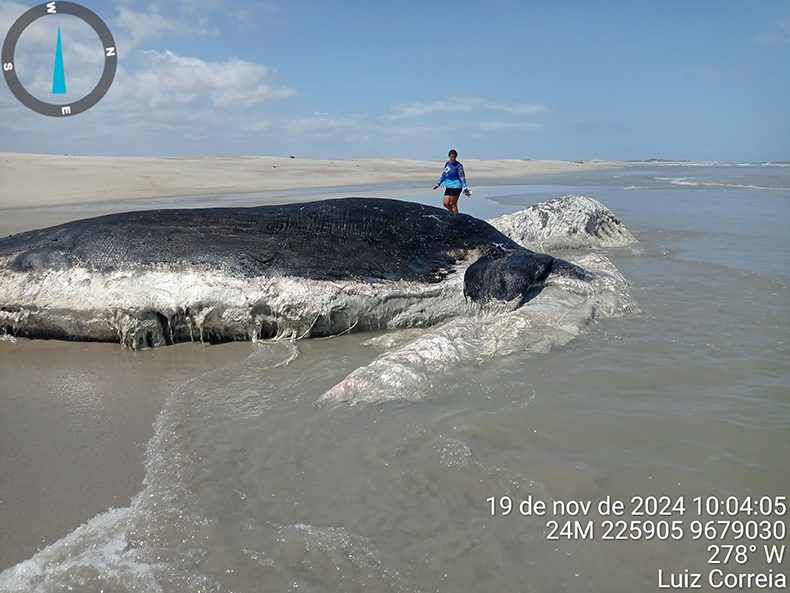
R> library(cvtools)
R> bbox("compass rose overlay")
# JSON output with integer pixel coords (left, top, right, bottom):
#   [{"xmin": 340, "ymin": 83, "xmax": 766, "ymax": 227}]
[{"xmin": 2, "ymin": 1, "xmax": 117, "ymax": 117}]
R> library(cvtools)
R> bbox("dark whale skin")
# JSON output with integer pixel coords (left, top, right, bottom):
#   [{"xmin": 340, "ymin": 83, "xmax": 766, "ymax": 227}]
[{"xmin": 0, "ymin": 197, "xmax": 556, "ymax": 303}]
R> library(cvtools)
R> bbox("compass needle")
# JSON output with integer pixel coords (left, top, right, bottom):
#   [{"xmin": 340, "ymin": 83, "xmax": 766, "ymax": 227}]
[{"xmin": 52, "ymin": 25, "xmax": 66, "ymax": 94}]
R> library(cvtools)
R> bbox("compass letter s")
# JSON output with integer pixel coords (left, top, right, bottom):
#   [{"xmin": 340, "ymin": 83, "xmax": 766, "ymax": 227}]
[
  {"xmin": 47, "ymin": 2, "xmax": 57, "ymax": 13},
  {"xmin": 3, "ymin": 63, "xmax": 12, "ymax": 72}
]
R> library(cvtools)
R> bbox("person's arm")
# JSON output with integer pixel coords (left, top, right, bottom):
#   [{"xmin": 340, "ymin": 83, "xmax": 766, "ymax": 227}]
[
  {"xmin": 436, "ymin": 164, "xmax": 448, "ymax": 187},
  {"xmin": 458, "ymin": 163, "xmax": 467, "ymax": 189}
]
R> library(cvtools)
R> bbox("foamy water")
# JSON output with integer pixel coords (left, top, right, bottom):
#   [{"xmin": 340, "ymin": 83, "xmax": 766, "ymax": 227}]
[{"xmin": 1, "ymin": 164, "xmax": 788, "ymax": 592}]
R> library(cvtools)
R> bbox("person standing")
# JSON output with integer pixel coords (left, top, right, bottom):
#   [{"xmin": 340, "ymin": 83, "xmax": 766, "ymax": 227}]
[{"xmin": 433, "ymin": 149, "xmax": 471, "ymax": 212}]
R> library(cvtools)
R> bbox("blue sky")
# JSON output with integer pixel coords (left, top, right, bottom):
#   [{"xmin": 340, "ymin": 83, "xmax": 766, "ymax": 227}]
[{"xmin": 0, "ymin": 0, "xmax": 788, "ymax": 161}]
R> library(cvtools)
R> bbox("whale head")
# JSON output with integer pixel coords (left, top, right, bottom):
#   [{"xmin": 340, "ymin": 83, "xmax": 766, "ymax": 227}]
[{"xmin": 463, "ymin": 249, "xmax": 555, "ymax": 304}]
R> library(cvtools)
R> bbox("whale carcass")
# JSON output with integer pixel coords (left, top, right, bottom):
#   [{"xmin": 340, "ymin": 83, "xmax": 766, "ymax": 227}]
[{"xmin": 0, "ymin": 196, "xmax": 635, "ymax": 351}]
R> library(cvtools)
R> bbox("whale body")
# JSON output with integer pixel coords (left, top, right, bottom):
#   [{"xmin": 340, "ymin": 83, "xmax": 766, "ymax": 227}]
[{"xmin": 0, "ymin": 198, "xmax": 610, "ymax": 349}]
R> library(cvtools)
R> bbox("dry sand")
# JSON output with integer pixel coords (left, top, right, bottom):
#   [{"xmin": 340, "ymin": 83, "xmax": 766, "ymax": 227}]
[{"xmin": 0, "ymin": 152, "xmax": 617, "ymax": 209}]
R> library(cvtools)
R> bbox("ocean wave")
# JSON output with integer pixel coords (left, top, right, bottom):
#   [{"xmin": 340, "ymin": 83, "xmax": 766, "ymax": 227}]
[
  {"xmin": 269, "ymin": 524, "xmax": 413, "ymax": 592},
  {"xmin": 630, "ymin": 161, "xmax": 790, "ymax": 168},
  {"xmin": 654, "ymin": 177, "xmax": 790, "ymax": 191},
  {"xmin": 0, "ymin": 343, "xmax": 302, "ymax": 593}
]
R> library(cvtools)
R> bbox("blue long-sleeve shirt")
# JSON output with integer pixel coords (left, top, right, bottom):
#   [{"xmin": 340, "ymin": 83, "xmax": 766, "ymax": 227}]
[{"xmin": 436, "ymin": 161, "xmax": 467, "ymax": 189}]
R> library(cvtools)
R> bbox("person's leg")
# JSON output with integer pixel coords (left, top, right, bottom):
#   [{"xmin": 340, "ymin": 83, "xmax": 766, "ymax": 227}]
[
  {"xmin": 443, "ymin": 193, "xmax": 454, "ymax": 211},
  {"xmin": 448, "ymin": 194, "xmax": 459, "ymax": 212}
]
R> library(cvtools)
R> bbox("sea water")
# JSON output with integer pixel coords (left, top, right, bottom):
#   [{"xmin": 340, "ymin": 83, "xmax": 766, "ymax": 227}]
[{"xmin": 0, "ymin": 163, "xmax": 788, "ymax": 592}]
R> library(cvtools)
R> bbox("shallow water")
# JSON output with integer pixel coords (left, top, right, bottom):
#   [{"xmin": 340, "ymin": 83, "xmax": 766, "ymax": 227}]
[{"xmin": 1, "ymin": 164, "xmax": 788, "ymax": 592}]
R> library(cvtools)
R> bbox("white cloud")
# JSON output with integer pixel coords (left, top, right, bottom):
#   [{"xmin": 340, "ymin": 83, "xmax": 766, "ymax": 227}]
[
  {"xmin": 0, "ymin": 2, "xmax": 27, "ymax": 36},
  {"xmin": 755, "ymin": 19, "xmax": 790, "ymax": 43},
  {"xmin": 174, "ymin": 0, "xmax": 279, "ymax": 31},
  {"xmin": 390, "ymin": 96, "xmax": 549, "ymax": 117},
  {"xmin": 269, "ymin": 105, "xmax": 544, "ymax": 150},
  {"xmin": 114, "ymin": 6, "xmax": 216, "ymax": 52},
  {"xmin": 280, "ymin": 112, "xmax": 441, "ymax": 142},
  {"xmin": 111, "ymin": 0, "xmax": 274, "ymax": 36},
  {"xmin": 121, "ymin": 50, "xmax": 296, "ymax": 107},
  {"xmin": 116, "ymin": 7, "xmax": 184, "ymax": 48},
  {"xmin": 245, "ymin": 119, "xmax": 271, "ymax": 132},
  {"xmin": 283, "ymin": 113, "xmax": 379, "ymax": 142},
  {"xmin": 383, "ymin": 123, "xmax": 442, "ymax": 137},
  {"xmin": 470, "ymin": 120, "xmax": 543, "ymax": 132},
  {"xmin": 0, "ymin": 2, "xmax": 296, "ymax": 154},
  {"xmin": 286, "ymin": 114, "xmax": 352, "ymax": 134},
  {"xmin": 0, "ymin": 0, "xmax": 544, "ymax": 159}
]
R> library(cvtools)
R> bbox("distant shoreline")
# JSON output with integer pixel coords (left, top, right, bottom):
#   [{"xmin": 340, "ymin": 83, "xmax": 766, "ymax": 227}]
[{"xmin": 0, "ymin": 152, "xmax": 618, "ymax": 210}]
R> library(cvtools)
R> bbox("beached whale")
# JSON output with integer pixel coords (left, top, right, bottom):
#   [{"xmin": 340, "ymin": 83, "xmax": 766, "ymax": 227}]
[{"xmin": 0, "ymin": 197, "xmax": 634, "ymax": 350}]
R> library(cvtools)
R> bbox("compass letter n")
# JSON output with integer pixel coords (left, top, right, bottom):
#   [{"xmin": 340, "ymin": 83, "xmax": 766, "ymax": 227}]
[
  {"xmin": 47, "ymin": 2, "xmax": 57, "ymax": 14},
  {"xmin": 105, "ymin": 47, "xmax": 115, "ymax": 57}
]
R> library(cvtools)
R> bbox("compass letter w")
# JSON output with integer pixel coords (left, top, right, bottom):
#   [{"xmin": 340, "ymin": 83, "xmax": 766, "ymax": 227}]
[{"xmin": 46, "ymin": 2, "xmax": 56, "ymax": 14}]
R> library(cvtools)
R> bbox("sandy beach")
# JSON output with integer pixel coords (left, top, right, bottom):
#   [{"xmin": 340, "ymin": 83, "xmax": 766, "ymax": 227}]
[
  {"xmin": 1, "ymin": 160, "xmax": 788, "ymax": 589},
  {"xmin": 0, "ymin": 152, "xmax": 616, "ymax": 210}
]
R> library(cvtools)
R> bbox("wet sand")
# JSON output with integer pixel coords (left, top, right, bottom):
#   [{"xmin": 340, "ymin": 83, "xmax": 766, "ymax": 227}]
[{"xmin": 0, "ymin": 339, "xmax": 258, "ymax": 568}]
